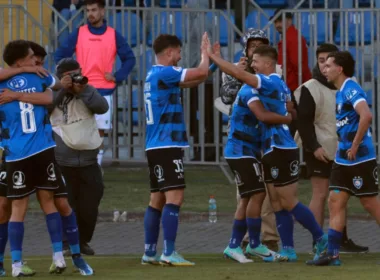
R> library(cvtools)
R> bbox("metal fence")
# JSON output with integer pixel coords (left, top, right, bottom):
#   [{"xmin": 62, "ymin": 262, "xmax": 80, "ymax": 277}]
[{"xmin": 0, "ymin": 0, "xmax": 379, "ymax": 169}]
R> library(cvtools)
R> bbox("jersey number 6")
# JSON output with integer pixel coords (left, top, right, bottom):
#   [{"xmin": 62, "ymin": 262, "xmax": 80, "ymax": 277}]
[{"xmin": 19, "ymin": 102, "xmax": 36, "ymax": 133}]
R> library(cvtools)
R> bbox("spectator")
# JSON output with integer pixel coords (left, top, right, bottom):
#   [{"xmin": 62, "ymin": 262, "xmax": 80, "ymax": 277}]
[
  {"xmin": 271, "ymin": 9, "xmax": 311, "ymax": 136},
  {"xmin": 53, "ymin": 0, "xmax": 84, "ymax": 46},
  {"xmin": 54, "ymin": 0, "xmax": 136, "ymax": 170},
  {"xmin": 50, "ymin": 58, "xmax": 109, "ymax": 255}
]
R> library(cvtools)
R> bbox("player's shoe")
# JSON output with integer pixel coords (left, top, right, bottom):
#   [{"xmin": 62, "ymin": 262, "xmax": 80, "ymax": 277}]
[
  {"xmin": 159, "ymin": 252, "xmax": 195, "ymax": 266},
  {"xmin": 49, "ymin": 258, "xmax": 67, "ymax": 274},
  {"xmin": 340, "ymin": 239, "xmax": 369, "ymax": 253},
  {"xmin": 0, "ymin": 262, "xmax": 5, "ymax": 277},
  {"xmin": 72, "ymin": 256, "xmax": 94, "ymax": 276},
  {"xmin": 278, "ymin": 247, "xmax": 298, "ymax": 262},
  {"xmin": 314, "ymin": 234, "xmax": 328, "ymax": 261},
  {"xmin": 246, "ymin": 243, "xmax": 288, "ymax": 262},
  {"xmin": 223, "ymin": 246, "xmax": 253, "ymax": 263},
  {"xmin": 306, "ymin": 252, "xmax": 341, "ymax": 266},
  {"xmin": 141, "ymin": 254, "xmax": 161, "ymax": 265},
  {"xmin": 12, "ymin": 262, "xmax": 36, "ymax": 277}
]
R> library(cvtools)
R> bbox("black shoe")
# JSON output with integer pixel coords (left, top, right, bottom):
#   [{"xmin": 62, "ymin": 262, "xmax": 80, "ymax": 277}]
[
  {"xmin": 340, "ymin": 239, "xmax": 369, "ymax": 254},
  {"xmin": 80, "ymin": 243, "xmax": 95, "ymax": 255},
  {"xmin": 306, "ymin": 252, "xmax": 341, "ymax": 266}
]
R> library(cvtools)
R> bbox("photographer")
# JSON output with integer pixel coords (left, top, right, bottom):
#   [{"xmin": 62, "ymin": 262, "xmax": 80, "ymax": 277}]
[{"xmin": 51, "ymin": 58, "xmax": 108, "ymax": 255}]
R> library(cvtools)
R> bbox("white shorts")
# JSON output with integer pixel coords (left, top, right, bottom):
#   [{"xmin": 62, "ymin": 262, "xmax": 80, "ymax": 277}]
[{"xmin": 96, "ymin": 95, "xmax": 112, "ymax": 130}]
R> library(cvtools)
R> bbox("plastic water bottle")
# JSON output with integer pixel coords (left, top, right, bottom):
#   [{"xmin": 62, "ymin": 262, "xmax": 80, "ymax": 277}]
[
  {"xmin": 113, "ymin": 210, "xmax": 120, "ymax": 222},
  {"xmin": 208, "ymin": 195, "xmax": 217, "ymax": 223}
]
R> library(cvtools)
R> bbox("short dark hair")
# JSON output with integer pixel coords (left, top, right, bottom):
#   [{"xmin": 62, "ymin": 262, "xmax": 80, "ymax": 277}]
[
  {"xmin": 252, "ymin": 45, "xmax": 278, "ymax": 63},
  {"xmin": 28, "ymin": 41, "xmax": 47, "ymax": 59},
  {"xmin": 84, "ymin": 0, "xmax": 105, "ymax": 8},
  {"xmin": 316, "ymin": 43, "xmax": 339, "ymax": 58},
  {"xmin": 3, "ymin": 40, "xmax": 31, "ymax": 66},
  {"xmin": 270, "ymin": 8, "xmax": 293, "ymax": 22},
  {"xmin": 327, "ymin": 51, "xmax": 355, "ymax": 77},
  {"xmin": 153, "ymin": 34, "xmax": 182, "ymax": 55}
]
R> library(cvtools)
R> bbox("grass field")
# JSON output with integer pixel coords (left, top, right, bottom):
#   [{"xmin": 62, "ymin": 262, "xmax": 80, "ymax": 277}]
[
  {"xmin": 27, "ymin": 165, "xmax": 372, "ymax": 216},
  {"xmin": 8, "ymin": 254, "xmax": 380, "ymax": 279}
]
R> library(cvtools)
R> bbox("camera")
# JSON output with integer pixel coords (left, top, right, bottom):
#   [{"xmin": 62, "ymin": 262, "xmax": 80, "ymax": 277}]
[{"xmin": 70, "ymin": 73, "xmax": 88, "ymax": 85}]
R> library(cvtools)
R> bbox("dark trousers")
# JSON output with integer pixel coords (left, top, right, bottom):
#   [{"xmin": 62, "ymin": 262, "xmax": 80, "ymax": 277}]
[{"xmin": 60, "ymin": 163, "xmax": 104, "ymax": 244}]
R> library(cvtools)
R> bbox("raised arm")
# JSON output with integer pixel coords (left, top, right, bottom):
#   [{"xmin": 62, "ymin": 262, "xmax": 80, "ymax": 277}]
[
  {"xmin": 0, "ymin": 66, "xmax": 49, "ymax": 81},
  {"xmin": 0, "ymin": 88, "xmax": 53, "ymax": 105},
  {"xmin": 248, "ymin": 99, "xmax": 292, "ymax": 125}
]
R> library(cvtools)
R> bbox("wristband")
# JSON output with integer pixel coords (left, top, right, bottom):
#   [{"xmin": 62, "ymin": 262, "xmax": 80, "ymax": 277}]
[{"xmin": 209, "ymin": 63, "xmax": 218, "ymax": 73}]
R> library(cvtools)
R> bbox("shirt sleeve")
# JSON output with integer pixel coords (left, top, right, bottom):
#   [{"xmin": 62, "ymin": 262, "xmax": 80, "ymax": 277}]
[
  {"xmin": 160, "ymin": 66, "xmax": 187, "ymax": 87},
  {"xmin": 255, "ymin": 74, "xmax": 275, "ymax": 96},
  {"xmin": 241, "ymin": 88, "xmax": 260, "ymax": 107},
  {"xmin": 43, "ymin": 74, "xmax": 56, "ymax": 88},
  {"xmin": 344, "ymin": 86, "xmax": 367, "ymax": 108},
  {"xmin": 297, "ymin": 86, "xmax": 321, "ymax": 152}
]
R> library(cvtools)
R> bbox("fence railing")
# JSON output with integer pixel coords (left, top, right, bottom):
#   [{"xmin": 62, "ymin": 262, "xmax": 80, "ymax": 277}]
[{"xmin": 0, "ymin": 2, "xmax": 379, "ymax": 167}]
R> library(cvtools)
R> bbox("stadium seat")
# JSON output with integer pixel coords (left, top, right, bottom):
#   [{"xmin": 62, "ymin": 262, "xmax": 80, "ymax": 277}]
[
  {"xmin": 348, "ymin": 47, "xmax": 363, "ymax": 77},
  {"xmin": 245, "ymin": 10, "xmax": 279, "ymax": 43},
  {"xmin": 300, "ymin": 12, "xmax": 329, "ymax": 45},
  {"xmin": 366, "ymin": 89, "xmax": 373, "ymax": 107},
  {"xmin": 108, "ymin": 11, "xmax": 142, "ymax": 47},
  {"xmin": 147, "ymin": 11, "xmax": 187, "ymax": 46},
  {"xmin": 206, "ymin": 12, "xmax": 236, "ymax": 47},
  {"xmin": 234, "ymin": 50, "xmax": 243, "ymax": 63},
  {"xmin": 159, "ymin": 0, "xmax": 187, "ymax": 7},
  {"xmin": 123, "ymin": 0, "xmax": 136, "ymax": 6},
  {"xmin": 119, "ymin": 89, "xmax": 139, "ymax": 126},
  {"xmin": 300, "ymin": 0, "xmax": 325, "ymax": 8},
  {"xmin": 253, "ymin": 0, "xmax": 287, "ymax": 8},
  {"xmin": 334, "ymin": 11, "xmax": 377, "ymax": 45}
]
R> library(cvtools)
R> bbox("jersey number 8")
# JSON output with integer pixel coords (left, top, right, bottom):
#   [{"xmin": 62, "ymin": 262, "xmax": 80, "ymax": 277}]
[
  {"xmin": 19, "ymin": 102, "xmax": 36, "ymax": 133},
  {"xmin": 144, "ymin": 92, "xmax": 154, "ymax": 125}
]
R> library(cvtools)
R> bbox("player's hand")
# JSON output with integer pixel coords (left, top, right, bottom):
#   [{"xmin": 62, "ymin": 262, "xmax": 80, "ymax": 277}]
[
  {"xmin": 105, "ymin": 72, "xmax": 116, "ymax": 82},
  {"xmin": 285, "ymin": 113, "xmax": 292, "ymax": 124},
  {"xmin": 72, "ymin": 82, "xmax": 86, "ymax": 95},
  {"xmin": 21, "ymin": 66, "xmax": 49, "ymax": 78},
  {"xmin": 60, "ymin": 75, "xmax": 73, "ymax": 90},
  {"xmin": 237, "ymin": 57, "xmax": 248, "ymax": 70},
  {"xmin": 203, "ymin": 33, "xmax": 213, "ymax": 55},
  {"xmin": 347, "ymin": 142, "xmax": 359, "ymax": 161},
  {"xmin": 212, "ymin": 42, "xmax": 221, "ymax": 57},
  {"xmin": 286, "ymin": 101, "xmax": 295, "ymax": 112},
  {"xmin": 314, "ymin": 147, "xmax": 330, "ymax": 163},
  {"xmin": 0, "ymin": 88, "xmax": 22, "ymax": 104}
]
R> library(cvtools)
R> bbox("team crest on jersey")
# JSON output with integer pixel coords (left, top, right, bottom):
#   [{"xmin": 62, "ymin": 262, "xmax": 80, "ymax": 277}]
[
  {"xmin": 172, "ymin": 66, "xmax": 182, "ymax": 72},
  {"xmin": 345, "ymin": 89, "xmax": 358, "ymax": 100},
  {"xmin": 13, "ymin": 171, "xmax": 26, "ymax": 189},
  {"xmin": 47, "ymin": 163, "xmax": 57, "ymax": 181},
  {"xmin": 353, "ymin": 176, "xmax": 363, "ymax": 189},
  {"xmin": 234, "ymin": 171, "xmax": 243, "ymax": 186},
  {"xmin": 271, "ymin": 167, "xmax": 279, "ymax": 179},
  {"xmin": 7, "ymin": 76, "xmax": 27, "ymax": 90},
  {"xmin": 154, "ymin": 165, "xmax": 165, "ymax": 182}
]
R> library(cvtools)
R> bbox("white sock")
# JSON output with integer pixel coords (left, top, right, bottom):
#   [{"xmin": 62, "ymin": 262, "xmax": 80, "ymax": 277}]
[{"xmin": 97, "ymin": 149, "xmax": 104, "ymax": 166}]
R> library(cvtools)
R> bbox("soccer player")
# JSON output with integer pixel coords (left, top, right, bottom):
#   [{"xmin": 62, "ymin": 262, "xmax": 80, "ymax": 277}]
[
  {"xmin": 206, "ymin": 39, "xmax": 328, "ymax": 261},
  {"xmin": 142, "ymin": 33, "xmax": 211, "ymax": 266},
  {"xmin": 0, "ymin": 39, "xmax": 64, "ymax": 277},
  {"xmin": 222, "ymin": 77, "xmax": 292, "ymax": 263},
  {"xmin": 307, "ymin": 51, "xmax": 380, "ymax": 266},
  {"xmin": 0, "ymin": 41, "xmax": 94, "ymax": 276}
]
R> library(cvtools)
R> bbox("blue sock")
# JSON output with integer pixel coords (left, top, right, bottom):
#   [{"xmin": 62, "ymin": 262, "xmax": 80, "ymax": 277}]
[
  {"xmin": 144, "ymin": 206, "xmax": 161, "ymax": 257},
  {"xmin": 162, "ymin": 204, "xmax": 180, "ymax": 256},
  {"xmin": 290, "ymin": 202, "xmax": 324, "ymax": 242},
  {"xmin": 275, "ymin": 210, "xmax": 294, "ymax": 248},
  {"xmin": 328, "ymin": 228, "xmax": 342, "ymax": 256},
  {"xmin": 229, "ymin": 219, "xmax": 247, "ymax": 249},
  {"xmin": 61, "ymin": 211, "xmax": 80, "ymax": 255},
  {"xmin": 246, "ymin": 218, "xmax": 261, "ymax": 249},
  {"xmin": 46, "ymin": 212, "xmax": 63, "ymax": 253},
  {"xmin": 8, "ymin": 222, "xmax": 24, "ymax": 263},
  {"xmin": 0, "ymin": 223, "xmax": 8, "ymax": 263}
]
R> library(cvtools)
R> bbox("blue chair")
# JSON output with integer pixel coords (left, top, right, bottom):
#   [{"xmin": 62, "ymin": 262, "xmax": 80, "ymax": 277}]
[
  {"xmin": 334, "ymin": 11, "xmax": 376, "ymax": 45},
  {"xmin": 124, "ymin": 0, "xmax": 136, "ymax": 6},
  {"xmin": 254, "ymin": 0, "xmax": 287, "ymax": 8},
  {"xmin": 245, "ymin": 9, "xmax": 280, "ymax": 42},
  {"xmin": 233, "ymin": 50, "xmax": 243, "ymax": 63},
  {"xmin": 300, "ymin": 0, "xmax": 325, "ymax": 7},
  {"xmin": 147, "ymin": 11, "xmax": 186, "ymax": 46},
  {"xmin": 206, "ymin": 12, "xmax": 235, "ymax": 47},
  {"xmin": 300, "ymin": 12, "xmax": 329, "ymax": 45},
  {"xmin": 366, "ymin": 89, "xmax": 373, "ymax": 107},
  {"xmin": 348, "ymin": 47, "xmax": 363, "ymax": 77},
  {"xmin": 108, "ymin": 11, "xmax": 142, "ymax": 47},
  {"xmin": 358, "ymin": 0, "xmax": 371, "ymax": 7},
  {"xmin": 159, "ymin": 0, "xmax": 187, "ymax": 7}
]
